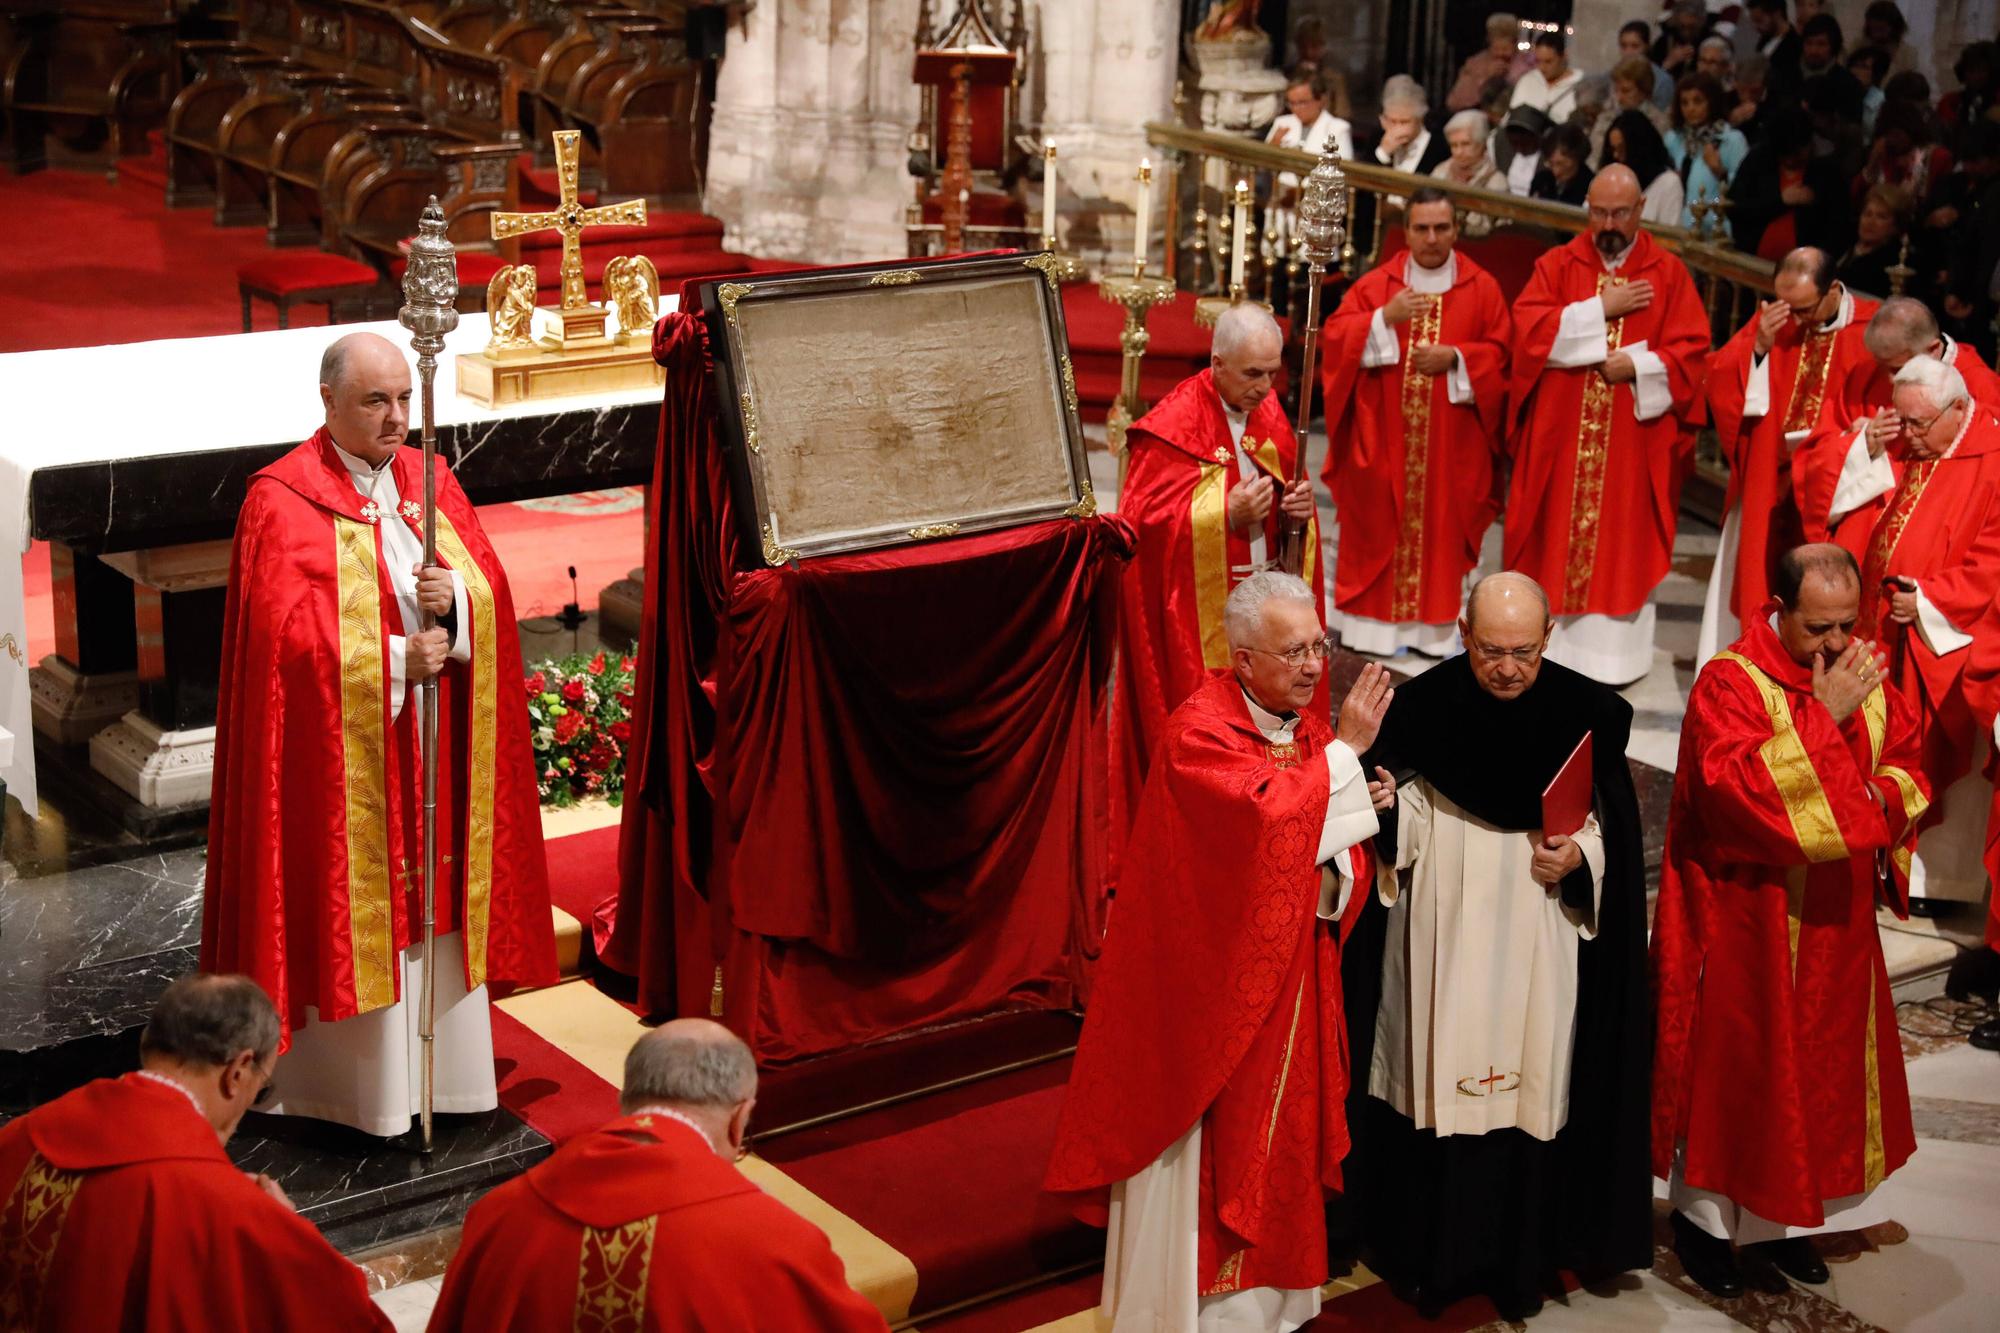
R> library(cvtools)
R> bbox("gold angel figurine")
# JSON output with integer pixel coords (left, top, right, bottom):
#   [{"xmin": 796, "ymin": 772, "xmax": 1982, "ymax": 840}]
[
  {"xmin": 485, "ymin": 264, "xmax": 539, "ymax": 351},
  {"xmin": 603, "ymin": 254, "xmax": 659, "ymax": 341}
]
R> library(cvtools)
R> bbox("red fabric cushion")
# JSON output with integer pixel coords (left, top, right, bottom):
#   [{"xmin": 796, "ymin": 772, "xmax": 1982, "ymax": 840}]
[{"xmin": 236, "ymin": 253, "xmax": 378, "ymax": 295}]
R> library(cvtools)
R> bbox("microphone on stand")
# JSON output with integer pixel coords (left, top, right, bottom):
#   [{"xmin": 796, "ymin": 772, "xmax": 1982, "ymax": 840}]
[{"xmin": 558, "ymin": 563, "xmax": 586, "ymax": 652}]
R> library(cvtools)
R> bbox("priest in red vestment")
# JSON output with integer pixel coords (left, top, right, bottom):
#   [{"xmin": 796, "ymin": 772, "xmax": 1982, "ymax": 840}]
[
  {"xmin": 1048, "ymin": 573, "xmax": 1393, "ymax": 1333},
  {"xmin": 429, "ymin": 1020, "xmax": 887, "ymax": 1332},
  {"xmin": 203, "ymin": 332, "xmax": 556, "ymax": 1137},
  {"xmin": 1320, "ymin": 186, "xmax": 1511, "ymax": 657},
  {"xmin": 0, "ymin": 975, "xmax": 391, "ymax": 1332},
  {"xmin": 1504, "ymin": 165, "xmax": 1711, "ymax": 686},
  {"xmin": 1793, "ymin": 296, "xmax": 2000, "ymax": 554},
  {"xmin": 1654, "ymin": 545, "xmax": 1928, "ymax": 1299},
  {"xmin": 1700, "ymin": 249, "xmax": 1880, "ymax": 661},
  {"xmin": 1111, "ymin": 305, "xmax": 1325, "ymax": 858}
]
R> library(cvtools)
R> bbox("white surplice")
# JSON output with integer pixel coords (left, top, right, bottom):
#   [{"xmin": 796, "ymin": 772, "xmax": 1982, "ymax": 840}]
[
  {"xmin": 261, "ymin": 441, "xmax": 496, "ymax": 1138},
  {"xmin": 1099, "ymin": 694, "xmax": 1378, "ymax": 1333},
  {"xmin": 1370, "ymin": 780, "xmax": 1604, "ymax": 1141}
]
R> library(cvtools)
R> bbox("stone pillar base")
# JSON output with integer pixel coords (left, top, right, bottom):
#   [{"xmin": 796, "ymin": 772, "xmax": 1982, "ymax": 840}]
[
  {"xmin": 597, "ymin": 568, "xmax": 646, "ymax": 645},
  {"xmin": 30, "ymin": 656, "xmax": 141, "ymax": 745},
  {"xmin": 89, "ymin": 710, "xmax": 215, "ymax": 809}
]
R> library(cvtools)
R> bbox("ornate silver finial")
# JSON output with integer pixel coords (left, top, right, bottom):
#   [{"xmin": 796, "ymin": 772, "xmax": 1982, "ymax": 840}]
[
  {"xmin": 399, "ymin": 196, "xmax": 460, "ymax": 355},
  {"xmin": 1296, "ymin": 144, "xmax": 1348, "ymax": 267}
]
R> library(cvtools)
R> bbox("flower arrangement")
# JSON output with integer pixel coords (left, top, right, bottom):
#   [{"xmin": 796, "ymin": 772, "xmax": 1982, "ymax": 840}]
[{"xmin": 524, "ymin": 650, "xmax": 637, "ymax": 806}]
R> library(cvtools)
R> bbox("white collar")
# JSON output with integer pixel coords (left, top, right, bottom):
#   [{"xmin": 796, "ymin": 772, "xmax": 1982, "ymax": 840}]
[
  {"xmin": 1240, "ymin": 685, "xmax": 1300, "ymax": 740},
  {"xmin": 329, "ymin": 437, "xmax": 393, "ymax": 480},
  {"xmin": 1404, "ymin": 251, "xmax": 1456, "ymax": 292},
  {"xmin": 624, "ymin": 1104, "xmax": 721, "ymax": 1155},
  {"xmin": 1939, "ymin": 406, "xmax": 1974, "ymax": 461},
  {"xmin": 1821, "ymin": 288, "xmax": 1855, "ymax": 333},
  {"xmin": 135, "ymin": 1070, "xmax": 207, "ymax": 1121}
]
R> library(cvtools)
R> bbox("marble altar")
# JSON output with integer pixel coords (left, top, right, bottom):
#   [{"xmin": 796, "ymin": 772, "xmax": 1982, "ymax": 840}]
[{"xmin": 0, "ymin": 309, "xmax": 673, "ymax": 821}]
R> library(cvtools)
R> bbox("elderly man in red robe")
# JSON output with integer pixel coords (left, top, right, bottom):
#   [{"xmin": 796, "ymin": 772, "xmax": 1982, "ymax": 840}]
[
  {"xmin": 1110, "ymin": 303, "xmax": 1324, "ymax": 847},
  {"xmin": 1505, "ymin": 164, "xmax": 1711, "ymax": 686},
  {"xmin": 1798, "ymin": 354, "xmax": 2000, "ymax": 916},
  {"xmin": 429, "ymin": 1019, "xmax": 888, "ymax": 1331},
  {"xmin": 1320, "ymin": 186, "xmax": 1511, "ymax": 657},
  {"xmin": 1701, "ymin": 248, "xmax": 1880, "ymax": 661},
  {"xmin": 1654, "ymin": 544, "xmax": 1928, "ymax": 1299},
  {"xmin": 0, "ymin": 975, "xmax": 391, "ymax": 1332},
  {"xmin": 1049, "ymin": 572, "xmax": 1394, "ymax": 1333},
  {"xmin": 1793, "ymin": 296, "xmax": 2000, "ymax": 554},
  {"xmin": 203, "ymin": 331, "xmax": 555, "ymax": 1137}
]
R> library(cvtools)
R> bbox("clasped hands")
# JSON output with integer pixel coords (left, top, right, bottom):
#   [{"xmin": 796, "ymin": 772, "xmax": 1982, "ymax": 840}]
[
  {"xmin": 1226, "ymin": 475, "xmax": 1315, "ymax": 532},
  {"xmin": 1339, "ymin": 663, "xmax": 1397, "ymax": 812},
  {"xmin": 1812, "ymin": 638, "xmax": 1890, "ymax": 723},
  {"xmin": 406, "ymin": 563, "xmax": 454, "ymax": 685}
]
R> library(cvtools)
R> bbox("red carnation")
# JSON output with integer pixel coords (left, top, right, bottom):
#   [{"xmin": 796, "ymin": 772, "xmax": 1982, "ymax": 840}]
[
  {"xmin": 525, "ymin": 671, "xmax": 546, "ymax": 695},
  {"xmin": 616, "ymin": 691, "xmax": 635, "ymax": 711},
  {"xmin": 554, "ymin": 710, "xmax": 586, "ymax": 744},
  {"xmin": 561, "ymin": 678, "xmax": 587, "ymax": 704},
  {"xmin": 588, "ymin": 651, "xmax": 607, "ymax": 676},
  {"xmin": 610, "ymin": 720, "xmax": 632, "ymax": 744}
]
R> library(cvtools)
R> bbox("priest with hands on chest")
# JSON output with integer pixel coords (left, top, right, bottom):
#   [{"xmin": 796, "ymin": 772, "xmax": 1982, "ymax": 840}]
[
  {"xmin": 1505, "ymin": 165, "xmax": 1712, "ymax": 687},
  {"xmin": 202, "ymin": 331, "xmax": 556, "ymax": 1138},
  {"xmin": 1109, "ymin": 304, "xmax": 1326, "ymax": 856},
  {"xmin": 1321, "ymin": 186, "xmax": 1512, "ymax": 657},
  {"xmin": 1049, "ymin": 572, "xmax": 1395, "ymax": 1333},
  {"xmin": 1343, "ymin": 572, "xmax": 1654, "ymax": 1322}
]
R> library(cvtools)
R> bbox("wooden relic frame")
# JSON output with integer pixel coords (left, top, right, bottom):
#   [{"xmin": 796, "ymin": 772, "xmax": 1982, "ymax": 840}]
[{"xmin": 698, "ymin": 253, "xmax": 1096, "ymax": 566}]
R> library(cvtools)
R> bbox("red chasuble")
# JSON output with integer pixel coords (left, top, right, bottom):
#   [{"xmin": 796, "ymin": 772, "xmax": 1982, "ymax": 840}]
[
  {"xmin": 1048, "ymin": 672, "xmax": 1368, "ymax": 1297},
  {"xmin": 1320, "ymin": 250, "xmax": 1512, "ymax": 625},
  {"xmin": 1707, "ymin": 294, "xmax": 1881, "ymax": 617},
  {"xmin": 1109, "ymin": 370, "xmax": 1326, "ymax": 842},
  {"xmin": 429, "ymin": 1112, "xmax": 888, "ymax": 1332},
  {"xmin": 1503, "ymin": 231, "xmax": 1711, "ymax": 616},
  {"xmin": 1793, "ymin": 341, "xmax": 2000, "ymax": 549},
  {"xmin": 203, "ymin": 429, "xmax": 556, "ymax": 1045},
  {"xmin": 1653, "ymin": 614, "xmax": 1928, "ymax": 1226},
  {"xmin": 0, "ymin": 1075, "xmax": 390, "ymax": 1332}
]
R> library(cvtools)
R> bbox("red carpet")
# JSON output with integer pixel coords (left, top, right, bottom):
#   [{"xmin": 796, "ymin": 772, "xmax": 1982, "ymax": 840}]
[{"xmin": 542, "ymin": 823, "xmax": 620, "ymax": 926}]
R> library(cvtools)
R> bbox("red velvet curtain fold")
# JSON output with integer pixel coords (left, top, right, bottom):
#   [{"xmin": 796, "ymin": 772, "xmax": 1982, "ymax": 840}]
[{"xmin": 603, "ymin": 306, "xmax": 1132, "ymax": 1062}]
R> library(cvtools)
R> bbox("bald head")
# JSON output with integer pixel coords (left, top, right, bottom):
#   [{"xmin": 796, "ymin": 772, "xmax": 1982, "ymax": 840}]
[
  {"xmin": 1587, "ymin": 166, "xmax": 1643, "ymax": 257},
  {"xmin": 318, "ymin": 331, "xmax": 403, "ymax": 392},
  {"xmin": 1864, "ymin": 296, "xmax": 1941, "ymax": 369},
  {"xmin": 1465, "ymin": 571, "xmax": 1550, "ymax": 634},
  {"xmin": 319, "ymin": 332, "xmax": 412, "ymax": 465},
  {"xmin": 1589, "ymin": 165, "xmax": 1642, "ymax": 210},
  {"xmin": 1777, "ymin": 246, "xmax": 1836, "ymax": 295},
  {"xmin": 1460, "ymin": 572, "xmax": 1553, "ymax": 699}
]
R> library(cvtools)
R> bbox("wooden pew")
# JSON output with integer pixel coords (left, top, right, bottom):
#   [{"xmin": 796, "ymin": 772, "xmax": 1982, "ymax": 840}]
[
  {"xmin": 267, "ymin": 82, "xmax": 417, "ymax": 242},
  {"xmin": 554, "ymin": 14, "xmax": 699, "ymax": 198},
  {"xmin": 164, "ymin": 43, "xmax": 297, "ymax": 207},
  {"xmin": 2, "ymin": 1, "xmax": 176, "ymax": 174}
]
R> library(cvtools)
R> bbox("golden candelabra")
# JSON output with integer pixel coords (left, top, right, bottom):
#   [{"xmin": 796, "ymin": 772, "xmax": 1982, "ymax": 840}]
[
  {"xmin": 1886, "ymin": 233, "xmax": 1914, "ymax": 297},
  {"xmin": 1097, "ymin": 271, "xmax": 1179, "ymax": 484}
]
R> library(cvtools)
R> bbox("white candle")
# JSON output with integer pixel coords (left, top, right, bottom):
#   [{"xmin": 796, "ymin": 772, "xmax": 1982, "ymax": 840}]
[
  {"xmin": 1133, "ymin": 158, "xmax": 1152, "ymax": 273},
  {"xmin": 1230, "ymin": 180, "xmax": 1249, "ymax": 292},
  {"xmin": 1042, "ymin": 140, "xmax": 1057, "ymax": 243}
]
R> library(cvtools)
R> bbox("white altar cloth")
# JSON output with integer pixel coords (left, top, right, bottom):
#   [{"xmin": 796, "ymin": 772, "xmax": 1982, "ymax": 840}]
[{"xmin": 0, "ymin": 308, "xmax": 675, "ymax": 815}]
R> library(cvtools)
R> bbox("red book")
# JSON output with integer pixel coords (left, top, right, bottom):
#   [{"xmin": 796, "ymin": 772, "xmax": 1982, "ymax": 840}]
[{"xmin": 1542, "ymin": 731, "xmax": 1594, "ymax": 837}]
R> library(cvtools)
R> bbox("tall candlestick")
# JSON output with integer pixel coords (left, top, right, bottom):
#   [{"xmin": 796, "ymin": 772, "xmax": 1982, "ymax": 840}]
[
  {"xmin": 1230, "ymin": 180, "xmax": 1249, "ymax": 294},
  {"xmin": 1042, "ymin": 139, "xmax": 1057, "ymax": 245},
  {"xmin": 1132, "ymin": 158, "xmax": 1153, "ymax": 276}
]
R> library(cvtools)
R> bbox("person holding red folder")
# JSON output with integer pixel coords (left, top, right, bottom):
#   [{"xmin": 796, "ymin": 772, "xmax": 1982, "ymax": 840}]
[
  {"xmin": 1343, "ymin": 571, "xmax": 1653, "ymax": 1320},
  {"xmin": 1654, "ymin": 544, "xmax": 1929, "ymax": 1299}
]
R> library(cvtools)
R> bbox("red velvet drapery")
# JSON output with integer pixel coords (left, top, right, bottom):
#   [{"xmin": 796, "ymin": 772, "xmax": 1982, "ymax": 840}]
[{"xmin": 601, "ymin": 300, "xmax": 1132, "ymax": 1063}]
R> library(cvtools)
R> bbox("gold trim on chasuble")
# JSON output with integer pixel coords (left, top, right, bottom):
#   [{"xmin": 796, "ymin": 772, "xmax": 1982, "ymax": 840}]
[
  {"xmin": 335, "ymin": 515, "xmax": 397, "ymax": 1012},
  {"xmin": 1782, "ymin": 329, "xmax": 1838, "ymax": 435},
  {"xmin": 1392, "ymin": 293, "xmax": 1443, "ymax": 621},
  {"xmin": 1860, "ymin": 685, "xmax": 1929, "ymax": 882},
  {"xmin": 1858, "ymin": 459, "xmax": 1937, "ymax": 638},
  {"xmin": 1713, "ymin": 652, "xmax": 1850, "ymax": 863},
  {"xmin": 0, "ymin": 1153, "xmax": 83, "ymax": 1329},
  {"xmin": 573, "ymin": 1215, "xmax": 658, "ymax": 1332},
  {"xmin": 1248, "ymin": 437, "xmax": 1317, "ymax": 595},
  {"xmin": 1192, "ymin": 462, "xmax": 1231, "ymax": 668},
  {"xmin": 431, "ymin": 512, "xmax": 501, "ymax": 989},
  {"xmin": 1564, "ymin": 276, "xmax": 1626, "ymax": 610},
  {"xmin": 1204, "ymin": 977, "xmax": 1308, "ymax": 1297}
]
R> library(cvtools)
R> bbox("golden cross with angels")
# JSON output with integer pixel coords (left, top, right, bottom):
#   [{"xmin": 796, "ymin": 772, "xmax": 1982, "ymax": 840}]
[{"xmin": 489, "ymin": 129, "xmax": 646, "ymax": 344}]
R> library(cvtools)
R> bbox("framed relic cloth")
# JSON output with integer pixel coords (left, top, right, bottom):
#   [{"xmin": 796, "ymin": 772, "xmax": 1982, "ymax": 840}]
[{"xmin": 697, "ymin": 253, "xmax": 1094, "ymax": 564}]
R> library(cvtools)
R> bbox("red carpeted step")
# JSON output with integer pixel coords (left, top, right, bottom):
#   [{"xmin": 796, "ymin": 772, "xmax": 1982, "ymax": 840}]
[
  {"xmin": 544, "ymin": 824, "xmax": 619, "ymax": 928},
  {"xmin": 515, "ymin": 152, "xmax": 599, "ymax": 209}
]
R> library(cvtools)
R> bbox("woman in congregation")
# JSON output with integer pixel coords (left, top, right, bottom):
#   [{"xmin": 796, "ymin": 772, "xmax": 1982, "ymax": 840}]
[
  {"xmin": 1530, "ymin": 124, "xmax": 1595, "ymax": 207},
  {"xmin": 1662, "ymin": 71, "xmax": 1747, "ymax": 235},
  {"xmin": 1605, "ymin": 110, "xmax": 1685, "ymax": 226},
  {"xmin": 1838, "ymin": 183, "xmax": 1919, "ymax": 300},
  {"xmin": 1430, "ymin": 109, "xmax": 1504, "ymax": 236}
]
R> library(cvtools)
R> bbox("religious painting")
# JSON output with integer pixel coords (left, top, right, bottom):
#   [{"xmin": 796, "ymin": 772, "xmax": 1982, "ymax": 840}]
[{"xmin": 698, "ymin": 254, "xmax": 1093, "ymax": 564}]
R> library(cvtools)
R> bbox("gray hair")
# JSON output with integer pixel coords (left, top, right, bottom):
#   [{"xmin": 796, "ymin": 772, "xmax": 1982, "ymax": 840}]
[
  {"xmin": 620, "ymin": 1027, "xmax": 757, "ymax": 1113},
  {"xmin": 1211, "ymin": 301, "xmax": 1284, "ymax": 360},
  {"xmin": 1381, "ymin": 74, "xmax": 1429, "ymax": 116},
  {"xmin": 319, "ymin": 338, "xmax": 350, "ymax": 389},
  {"xmin": 1486, "ymin": 13, "xmax": 1519, "ymax": 40},
  {"xmin": 1892, "ymin": 354, "xmax": 1968, "ymax": 413},
  {"xmin": 1444, "ymin": 109, "xmax": 1491, "ymax": 144},
  {"xmin": 1223, "ymin": 571, "xmax": 1317, "ymax": 648},
  {"xmin": 1864, "ymin": 296, "xmax": 1940, "ymax": 359},
  {"xmin": 1699, "ymin": 34, "xmax": 1733, "ymax": 56},
  {"xmin": 140, "ymin": 974, "xmax": 281, "ymax": 1068}
]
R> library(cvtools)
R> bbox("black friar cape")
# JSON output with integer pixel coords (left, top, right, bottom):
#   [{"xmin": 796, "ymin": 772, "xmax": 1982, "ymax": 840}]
[{"xmin": 1341, "ymin": 654, "xmax": 1653, "ymax": 1302}]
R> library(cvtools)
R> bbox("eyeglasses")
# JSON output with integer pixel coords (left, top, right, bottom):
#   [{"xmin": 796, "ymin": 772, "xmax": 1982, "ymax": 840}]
[
  {"xmin": 1248, "ymin": 636, "xmax": 1334, "ymax": 669},
  {"xmin": 1587, "ymin": 205, "xmax": 1637, "ymax": 224},
  {"xmin": 1896, "ymin": 411, "xmax": 1943, "ymax": 434},
  {"xmin": 1470, "ymin": 639, "xmax": 1544, "ymax": 665}
]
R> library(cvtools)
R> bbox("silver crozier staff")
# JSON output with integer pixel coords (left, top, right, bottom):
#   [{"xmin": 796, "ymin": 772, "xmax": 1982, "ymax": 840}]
[
  {"xmin": 1278, "ymin": 144, "xmax": 1349, "ymax": 577},
  {"xmin": 398, "ymin": 198, "xmax": 459, "ymax": 1154}
]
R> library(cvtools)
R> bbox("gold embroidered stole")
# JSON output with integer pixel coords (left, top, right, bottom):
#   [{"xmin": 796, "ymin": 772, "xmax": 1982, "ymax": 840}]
[
  {"xmin": 1393, "ymin": 292, "xmax": 1444, "ymax": 621},
  {"xmin": 432, "ymin": 511, "xmax": 501, "ymax": 988},
  {"xmin": 1857, "ymin": 458, "xmax": 1938, "ymax": 640},
  {"xmin": 0, "ymin": 1152, "xmax": 83, "ymax": 1329},
  {"xmin": 1782, "ymin": 327, "xmax": 1838, "ymax": 436},
  {"xmin": 1191, "ymin": 437, "xmax": 1317, "ymax": 671},
  {"xmin": 1566, "ymin": 273, "xmax": 1626, "ymax": 609},
  {"xmin": 573, "ymin": 1215, "xmax": 658, "ymax": 1332}
]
